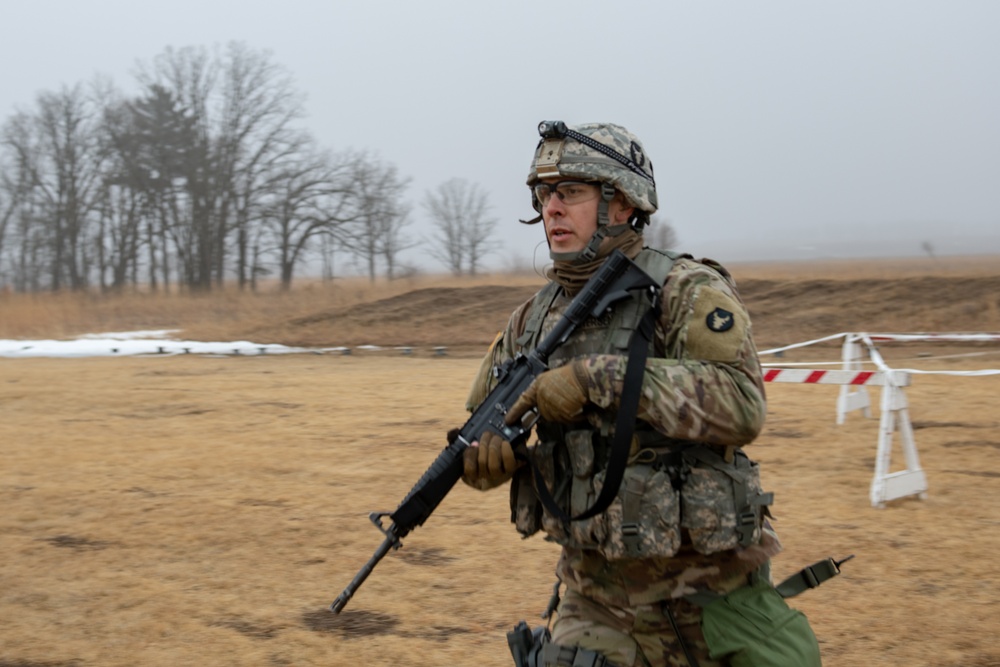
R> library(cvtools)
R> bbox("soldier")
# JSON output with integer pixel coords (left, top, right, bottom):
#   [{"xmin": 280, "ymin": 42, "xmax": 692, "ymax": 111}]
[{"xmin": 462, "ymin": 121, "xmax": 822, "ymax": 667}]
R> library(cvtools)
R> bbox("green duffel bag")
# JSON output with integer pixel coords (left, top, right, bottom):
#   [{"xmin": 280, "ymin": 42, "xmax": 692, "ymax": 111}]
[{"xmin": 700, "ymin": 579, "xmax": 822, "ymax": 667}]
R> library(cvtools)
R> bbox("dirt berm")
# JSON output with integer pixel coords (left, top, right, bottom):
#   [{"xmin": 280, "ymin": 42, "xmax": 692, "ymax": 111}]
[{"xmin": 255, "ymin": 275, "xmax": 1000, "ymax": 353}]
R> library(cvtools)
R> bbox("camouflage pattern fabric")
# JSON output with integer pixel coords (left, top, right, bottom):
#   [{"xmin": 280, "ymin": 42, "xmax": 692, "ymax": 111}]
[
  {"xmin": 550, "ymin": 587, "xmax": 736, "ymax": 667},
  {"xmin": 527, "ymin": 122, "xmax": 658, "ymax": 214},
  {"xmin": 556, "ymin": 526, "xmax": 781, "ymax": 608},
  {"xmin": 680, "ymin": 452, "xmax": 767, "ymax": 554}
]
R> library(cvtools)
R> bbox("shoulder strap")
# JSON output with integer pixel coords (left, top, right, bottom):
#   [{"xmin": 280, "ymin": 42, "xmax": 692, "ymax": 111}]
[
  {"xmin": 607, "ymin": 248, "xmax": 677, "ymax": 353},
  {"xmin": 635, "ymin": 246, "xmax": 684, "ymax": 280},
  {"xmin": 527, "ymin": 249, "xmax": 678, "ymax": 524},
  {"xmin": 531, "ymin": 278, "xmax": 663, "ymax": 523},
  {"xmin": 515, "ymin": 281, "xmax": 561, "ymax": 350}
]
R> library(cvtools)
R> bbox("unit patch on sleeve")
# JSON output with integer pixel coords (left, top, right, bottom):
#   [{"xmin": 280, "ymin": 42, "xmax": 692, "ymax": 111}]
[
  {"xmin": 685, "ymin": 287, "xmax": 748, "ymax": 363},
  {"xmin": 707, "ymin": 307, "xmax": 735, "ymax": 332}
]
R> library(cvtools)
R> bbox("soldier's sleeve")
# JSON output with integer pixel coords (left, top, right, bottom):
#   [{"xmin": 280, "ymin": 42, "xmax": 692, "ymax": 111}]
[
  {"xmin": 464, "ymin": 299, "xmax": 531, "ymax": 412},
  {"xmin": 581, "ymin": 259, "xmax": 767, "ymax": 446},
  {"xmin": 464, "ymin": 329, "xmax": 505, "ymax": 412}
]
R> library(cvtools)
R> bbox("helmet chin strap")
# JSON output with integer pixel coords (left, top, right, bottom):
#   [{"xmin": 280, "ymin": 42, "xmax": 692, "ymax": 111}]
[{"xmin": 549, "ymin": 183, "xmax": 620, "ymax": 263}]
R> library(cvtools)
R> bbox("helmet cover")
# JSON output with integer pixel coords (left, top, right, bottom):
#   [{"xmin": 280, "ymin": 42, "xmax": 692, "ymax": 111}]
[{"xmin": 527, "ymin": 121, "xmax": 658, "ymax": 214}]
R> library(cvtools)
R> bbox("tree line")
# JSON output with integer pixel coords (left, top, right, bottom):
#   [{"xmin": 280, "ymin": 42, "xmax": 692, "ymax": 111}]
[{"xmin": 0, "ymin": 42, "xmax": 499, "ymax": 293}]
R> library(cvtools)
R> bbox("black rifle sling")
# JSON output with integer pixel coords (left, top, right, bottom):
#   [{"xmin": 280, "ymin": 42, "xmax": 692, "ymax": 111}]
[{"xmin": 530, "ymin": 289, "xmax": 662, "ymax": 523}]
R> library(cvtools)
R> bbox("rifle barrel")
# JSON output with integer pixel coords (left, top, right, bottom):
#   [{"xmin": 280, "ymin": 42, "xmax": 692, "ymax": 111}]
[{"xmin": 329, "ymin": 532, "xmax": 397, "ymax": 613}]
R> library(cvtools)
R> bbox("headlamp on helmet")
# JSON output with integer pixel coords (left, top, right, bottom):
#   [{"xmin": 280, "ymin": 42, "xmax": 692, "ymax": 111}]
[{"xmin": 537, "ymin": 120, "xmax": 568, "ymax": 139}]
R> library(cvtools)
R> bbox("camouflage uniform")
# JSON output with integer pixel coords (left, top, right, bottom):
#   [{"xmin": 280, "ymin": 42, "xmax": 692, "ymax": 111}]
[
  {"xmin": 466, "ymin": 121, "xmax": 783, "ymax": 667},
  {"xmin": 467, "ymin": 239, "xmax": 781, "ymax": 667}
]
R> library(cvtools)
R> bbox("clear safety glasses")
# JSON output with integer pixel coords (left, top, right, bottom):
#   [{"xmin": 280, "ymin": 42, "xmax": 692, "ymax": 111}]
[{"xmin": 533, "ymin": 180, "xmax": 601, "ymax": 207}]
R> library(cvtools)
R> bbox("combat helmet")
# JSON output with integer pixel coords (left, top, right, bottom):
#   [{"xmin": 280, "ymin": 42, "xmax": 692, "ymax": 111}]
[{"xmin": 524, "ymin": 120, "xmax": 658, "ymax": 262}]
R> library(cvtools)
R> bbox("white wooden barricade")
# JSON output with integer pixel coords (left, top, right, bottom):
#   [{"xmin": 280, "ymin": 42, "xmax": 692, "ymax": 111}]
[
  {"xmin": 837, "ymin": 334, "xmax": 872, "ymax": 424},
  {"xmin": 763, "ymin": 367, "xmax": 927, "ymax": 508},
  {"xmin": 761, "ymin": 331, "xmax": 1000, "ymax": 508},
  {"xmin": 834, "ymin": 331, "xmax": 1000, "ymax": 507}
]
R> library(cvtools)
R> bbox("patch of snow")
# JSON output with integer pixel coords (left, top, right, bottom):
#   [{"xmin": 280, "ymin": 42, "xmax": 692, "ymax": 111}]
[{"xmin": 0, "ymin": 331, "xmax": 309, "ymax": 358}]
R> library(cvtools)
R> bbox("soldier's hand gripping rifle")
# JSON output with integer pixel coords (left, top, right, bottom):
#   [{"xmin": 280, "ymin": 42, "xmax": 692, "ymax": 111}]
[{"xmin": 329, "ymin": 249, "xmax": 659, "ymax": 613}]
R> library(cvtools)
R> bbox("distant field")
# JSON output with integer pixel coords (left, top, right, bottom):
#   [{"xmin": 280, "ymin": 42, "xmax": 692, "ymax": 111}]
[{"xmin": 726, "ymin": 254, "xmax": 1000, "ymax": 280}]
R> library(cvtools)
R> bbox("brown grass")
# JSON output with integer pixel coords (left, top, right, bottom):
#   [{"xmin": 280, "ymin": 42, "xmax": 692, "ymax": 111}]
[
  {"xmin": 2, "ymin": 255, "xmax": 1000, "ymax": 666},
  {"xmin": 2, "ymin": 354, "xmax": 999, "ymax": 666},
  {"xmin": 0, "ymin": 273, "xmax": 547, "ymax": 343}
]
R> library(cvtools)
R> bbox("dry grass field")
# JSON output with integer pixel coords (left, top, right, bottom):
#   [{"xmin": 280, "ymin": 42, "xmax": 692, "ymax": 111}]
[{"xmin": 2, "ymin": 254, "xmax": 999, "ymax": 667}]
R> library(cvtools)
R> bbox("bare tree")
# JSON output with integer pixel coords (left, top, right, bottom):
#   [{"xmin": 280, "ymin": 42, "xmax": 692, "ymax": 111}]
[
  {"xmin": 422, "ymin": 178, "xmax": 498, "ymax": 276},
  {"xmin": 131, "ymin": 42, "xmax": 312, "ymax": 291},
  {"xmin": 216, "ymin": 42, "xmax": 305, "ymax": 289},
  {"xmin": 0, "ymin": 113, "xmax": 44, "ymax": 291},
  {"xmin": 376, "ymin": 202, "xmax": 416, "ymax": 281},
  {"xmin": 4, "ymin": 197, "xmax": 47, "ymax": 291},
  {"xmin": 41, "ymin": 86, "xmax": 106, "ymax": 290},
  {"xmin": 259, "ymin": 145, "xmax": 357, "ymax": 289},
  {"xmin": 0, "ymin": 148, "xmax": 28, "ymax": 283},
  {"xmin": 346, "ymin": 154, "xmax": 414, "ymax": 283},
  {"xmin": 0, "ymin": 85, "xmax": 107, "ymax": 291},
  {"xmin": 0, "ymin": 41, "xmax": 423, "ymax": 292},
  {"xmin": 93, "ymin": 171, "xmax": 144, "ymax": 291}
]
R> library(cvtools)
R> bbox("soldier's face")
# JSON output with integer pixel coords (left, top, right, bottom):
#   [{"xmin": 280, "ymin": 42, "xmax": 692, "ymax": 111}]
[{"xmin": 541, "ymin": 179, "xmax": 632, "ymax": 255}]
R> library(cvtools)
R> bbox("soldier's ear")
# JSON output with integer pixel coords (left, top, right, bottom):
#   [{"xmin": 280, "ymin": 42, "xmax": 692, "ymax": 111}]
[{"xmin": 611, "ymin": 192, "xmax": 634, "ymax": 224}]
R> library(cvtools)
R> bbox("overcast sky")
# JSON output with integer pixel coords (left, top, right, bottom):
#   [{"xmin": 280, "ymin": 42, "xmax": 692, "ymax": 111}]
[{"xmin": 3, "ymin": 0, "xmax": 998, "ymax": 271}]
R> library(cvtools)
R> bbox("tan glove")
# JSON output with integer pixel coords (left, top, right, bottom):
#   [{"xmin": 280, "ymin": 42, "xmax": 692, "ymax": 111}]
[
  {"xmin": 461, "ymin": 430, "xmax": 522, "ymax": 491},
  {"xmin": 506, "ymin": 359, "xmax": 590, "ymax": 425}
]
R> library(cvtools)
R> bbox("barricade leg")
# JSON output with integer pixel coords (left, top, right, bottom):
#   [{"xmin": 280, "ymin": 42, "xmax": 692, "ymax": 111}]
[
  {"xmin": 838, "ymin": 334, "xmax": 872, "ymax": 424},
  {"xmin": 869, "ymin": 381, "xmax": 928, "ymax": 508}
]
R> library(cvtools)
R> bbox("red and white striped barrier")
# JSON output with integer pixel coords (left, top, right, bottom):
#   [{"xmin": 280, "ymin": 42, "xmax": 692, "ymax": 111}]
[{"xmin": 763, "ymin": 368, "xmax": 910, "ymax": 387}]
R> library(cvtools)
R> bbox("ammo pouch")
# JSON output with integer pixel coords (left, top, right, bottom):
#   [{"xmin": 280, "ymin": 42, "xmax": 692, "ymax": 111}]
[
  {"xmin": 573, "ymin": 456, "xmax": 681, "ymax": 560},
  {"xmin": 510, "ymin": 431, "xmax": 772, "ymax": 559},
  {"xmin": 510, "ymin": 464, "xmax": 543, "ymax": 538},
  {"xmin": 512, "ymin": 430, "xmax": 681, "ymax": 560},
  {"xmin": 699, "ymin": 579, "xmax": 822, "ymax": 667},
  {"xmin": 680, "ymin": 447, "xmax": 773, "ymax": 554}
]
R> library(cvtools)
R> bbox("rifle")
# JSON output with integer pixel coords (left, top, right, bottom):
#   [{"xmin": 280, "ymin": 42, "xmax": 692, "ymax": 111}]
[{"xmin": 329, "ymin": 249, "xmax": 659, "ymax": 613}]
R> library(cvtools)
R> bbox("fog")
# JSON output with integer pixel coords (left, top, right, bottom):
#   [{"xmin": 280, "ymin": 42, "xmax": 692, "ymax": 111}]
[{"xmin": 3, "ymin": 0, "xmax": 998, "ymax": 271}]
